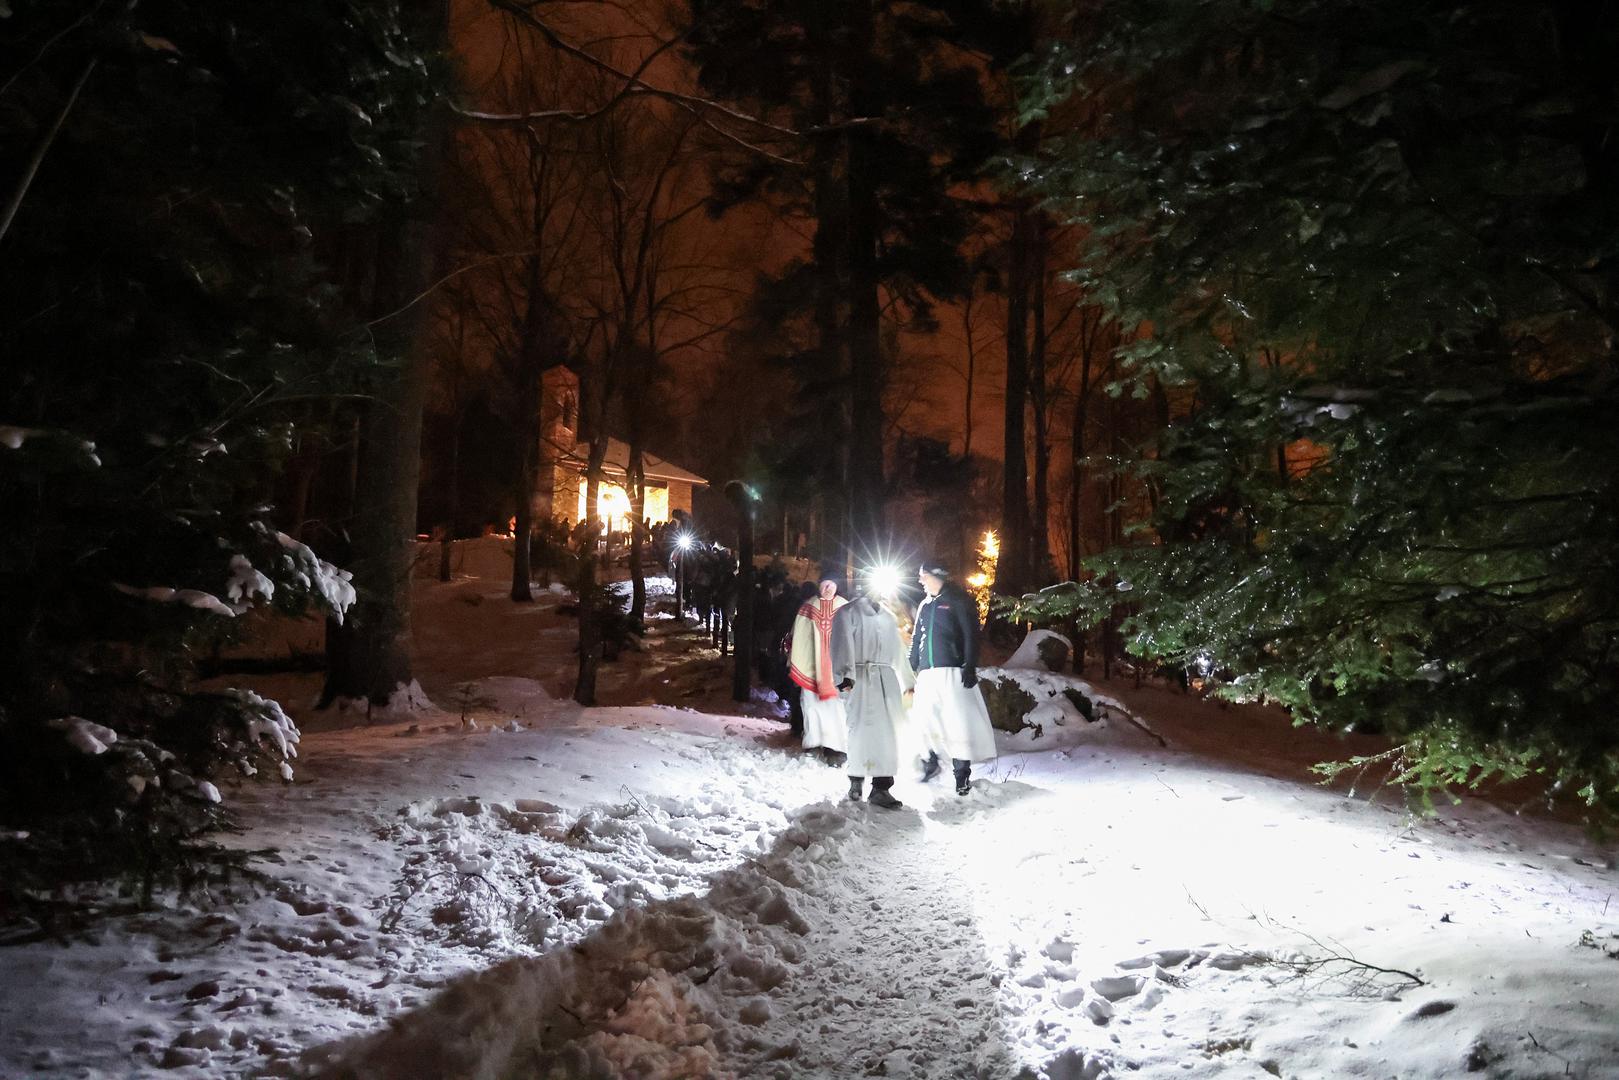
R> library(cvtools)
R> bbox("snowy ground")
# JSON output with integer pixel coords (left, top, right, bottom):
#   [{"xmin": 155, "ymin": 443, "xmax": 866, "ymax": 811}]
[{"xmin": 2, "ymin": 563, "xmax": 1616, "ymax": 1079}]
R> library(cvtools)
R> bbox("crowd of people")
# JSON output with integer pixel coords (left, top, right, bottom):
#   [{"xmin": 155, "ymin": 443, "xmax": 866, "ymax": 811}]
[
  {"xmin": 653, "ymin": 525, "xmax": 997, "ymax": 807},
  {"xmin": 787, "ymin": 562, "xmax": 997, "ymax": 809}
]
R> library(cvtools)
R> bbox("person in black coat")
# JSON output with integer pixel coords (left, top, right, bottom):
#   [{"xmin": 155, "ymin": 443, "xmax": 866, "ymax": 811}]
[{"xmin": 908, "ymin": 561, "xmax": 998, "ymax": 794}]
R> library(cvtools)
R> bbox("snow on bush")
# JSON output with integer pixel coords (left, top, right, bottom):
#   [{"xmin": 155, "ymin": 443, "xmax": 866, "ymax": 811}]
[
  {"xmin": 273, "ymin": 530, "xmax": 357, "ymax": 621},
  {"xmin": 110, "ymin": 548, "xmax": 313, "ymax": 621},
  {"xmin": 224, "ymin": 554, "xmax": 275, "ymax": 607},
  {"xmin": 231, "ymin": 689, "xmax": 301, "ymax": 776},
  {"xmin": 47, "ymin": 716, "xmax": 120, "ymax": 755},
  {"xmin": 0, "ymin": 424, "xmax": 99, "ymax": 463},
  {"xmin": 113, "ymin": 582, "xmax": 237, "ymax": 618}
]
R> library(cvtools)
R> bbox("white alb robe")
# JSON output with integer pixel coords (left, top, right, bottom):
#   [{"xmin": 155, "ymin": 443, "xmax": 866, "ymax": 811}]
[
  {"xmin": 801, "ymin": 688, "xmax": 847, "ymax": 752},
  {"xmin": 790, "ymin": 594, "xmax": 848, "ymax": 751},
  {"xmin": 912, "ymin": 667, "xmax": 998, "ymax": 763},
  {"xmin": 830, "ymin": 597, "xmax": 915, "ymax": 778}
]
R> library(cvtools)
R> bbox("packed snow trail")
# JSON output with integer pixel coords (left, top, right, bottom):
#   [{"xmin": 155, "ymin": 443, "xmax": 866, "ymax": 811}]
[
  {"xmin": 3, "ymin": 649, "xmax": 1616, "ymax": 1078},
  {"xmin": 692, "ymin": 796, "xmax": 1026, "ymax": 1079},
  {"xmin": 319, "ymin": 729, "xmax": 1619, "ymax": 1080},
  {"xmin": 317, "ymin": 788, "xmax": 1030, "ymax": 1079}
]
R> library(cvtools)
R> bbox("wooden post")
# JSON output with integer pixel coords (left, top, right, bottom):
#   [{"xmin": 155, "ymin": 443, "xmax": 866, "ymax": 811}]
[{"xmin": 725, "ymin": 481, "xmax": 757, "ymax": 702}]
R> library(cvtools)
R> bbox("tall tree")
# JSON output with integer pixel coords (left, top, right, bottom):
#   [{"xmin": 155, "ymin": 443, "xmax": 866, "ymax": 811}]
[
  {"xmin": 687, "ymin": 0, "xmax": 996, "ymax": 563},
  {"xmin": 318, "ymin": 4, "xmax": 452, "ymax": 708},
  {"xmin": 0, "ymin": 0, "xmax": 438, "ymax": 884},
  {"xmin": 447, "ymin": 42, "xmax": 597, "ymax": 604},
  {"xmin": 1026, "ymin": 0, "xmax": 1619, "ymax": 813}
]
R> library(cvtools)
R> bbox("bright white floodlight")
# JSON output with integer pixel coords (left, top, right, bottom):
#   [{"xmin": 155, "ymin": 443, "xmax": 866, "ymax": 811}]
[
  {"xmin": 675, "ymin": 533, "xmax": 695, "ymax": 552},
  {"xmin": 866, "ymin": 563, "xmax": 902, "ymax": 599}
]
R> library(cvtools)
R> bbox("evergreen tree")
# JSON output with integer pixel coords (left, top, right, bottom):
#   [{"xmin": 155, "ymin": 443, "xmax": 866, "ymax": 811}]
[
  {"xmin": 686, "ymin": 0, "xmax": 997, "ymax": 560},
  {"xmin": 0, "ymin": 1, "xmax": 439, "ymax": 893},
  {"xmin": 1022, "ymin": 1, "xmax": 1619, "ymax": 812}
]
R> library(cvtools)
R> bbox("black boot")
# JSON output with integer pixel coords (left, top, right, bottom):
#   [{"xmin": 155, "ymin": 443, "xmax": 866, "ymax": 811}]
[
  {"xmin": 822, "ymin": 747, "xmax": 848, "ymax": 769},
  {"xmin": 920, "ymin": 751, "xmax": 942, "ymax": 783},
  {"xmin": 952, "ymin": 758, "xmax": 972, "ymax": 796},
  {"xmin": 847, "ymin": 776, "xmax": 864, "ymax": 802},
  {"xmin": 868, "ymin": 777, "xmax": 902, "ymax": 810}
]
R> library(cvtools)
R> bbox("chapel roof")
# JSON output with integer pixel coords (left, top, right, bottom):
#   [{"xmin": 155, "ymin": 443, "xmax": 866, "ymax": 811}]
[{"xmin": 557, "ymin": 437, "xmax": 707, "ymax": 486}]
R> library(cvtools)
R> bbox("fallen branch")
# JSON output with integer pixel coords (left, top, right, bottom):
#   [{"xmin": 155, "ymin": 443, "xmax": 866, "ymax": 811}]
[
  {"xmin": 1526, "ymin": 1031, "xmax": 1575, "ymax": 1077},
  {"xmin": 380, "ymin": 868, "xmax": 512, "ymax": 933},
  {"xmin": 1266, "ymin": 950, "xmax": 1425, "ymax": 996}
]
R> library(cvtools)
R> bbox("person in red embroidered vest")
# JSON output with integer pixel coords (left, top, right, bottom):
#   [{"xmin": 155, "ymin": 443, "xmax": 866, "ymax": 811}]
[{"xmin": 789, "ymin": 579, "xmax": 849, "ymax": 767}]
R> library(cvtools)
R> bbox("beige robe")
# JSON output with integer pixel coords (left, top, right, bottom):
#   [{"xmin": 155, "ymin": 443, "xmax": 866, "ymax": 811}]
[{"xmin": 830, "ymin": 597, "xmax": 915, "ymax": 777}]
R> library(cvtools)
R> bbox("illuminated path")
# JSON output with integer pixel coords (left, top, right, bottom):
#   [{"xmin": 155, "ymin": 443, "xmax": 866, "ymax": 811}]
[
  {"xmin": 320, "ymin": 718, "xmax": 1619, "ymax": 1080},
  {"xmin": 718, "ymin": 797, "xmax": 1023, "ymax": 1079}
]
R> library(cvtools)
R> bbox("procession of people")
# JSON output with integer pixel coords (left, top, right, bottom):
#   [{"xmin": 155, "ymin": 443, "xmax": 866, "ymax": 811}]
[{"xmin": 784, "ymin": 558, "xmax": 999, "ymax": 811}]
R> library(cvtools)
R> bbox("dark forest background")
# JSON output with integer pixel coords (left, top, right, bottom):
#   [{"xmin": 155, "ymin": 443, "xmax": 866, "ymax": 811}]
[{"xmin": 2, "ymin": 0, "xmax": 1615, "ymax": 897}]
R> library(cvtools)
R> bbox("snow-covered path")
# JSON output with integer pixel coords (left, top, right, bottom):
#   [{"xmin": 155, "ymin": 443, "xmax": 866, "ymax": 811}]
[
  {"xmin": 322, "ymin": 726, "xmax": 1619, "ymax": 1080},
  {"xmin": 3, "ymin": 580, "xmax": 1616, "ymax": 1080},
  {"xmin": 695, "ymin": 796, "xmax": 1022, "ymax": 1079},
  {"xmin": 318, "ymin": 782, "xmax": 1026, "ymax": 1080}
]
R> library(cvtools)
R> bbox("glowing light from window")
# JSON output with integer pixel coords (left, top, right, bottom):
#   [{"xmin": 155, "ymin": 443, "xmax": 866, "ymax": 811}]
[{"xmin": 576, "ymin": 482, "xmax": 667, "ymax": 533}]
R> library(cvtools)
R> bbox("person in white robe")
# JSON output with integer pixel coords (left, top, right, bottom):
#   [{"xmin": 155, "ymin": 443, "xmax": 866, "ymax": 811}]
[
  {"xmin": 829, "ymin": 588, "xmax": 915, "ymax": 809},
  {"xmin": 788, "ymin": 579, "xmax": 848, "ymax": 765}
]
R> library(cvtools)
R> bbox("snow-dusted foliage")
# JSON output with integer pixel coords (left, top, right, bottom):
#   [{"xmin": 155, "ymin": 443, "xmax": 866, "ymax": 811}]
[
  {"xmin": 273, "ymin": 530, "xmax": 357, "ymax": 622},
  {"xmin": 1, "ymin": 428, "xmax": 360, "ymax": 899},
  {"xmin": 113, "ymin": 582, "xmax": 238, "ymax": 618},
  {"xmin": 47, "ymin": 717, "xmax": 120, "ymax": 756},
  {"xmin": 224, "ymin": 554, "xmax": 275, "ymax": 607}
]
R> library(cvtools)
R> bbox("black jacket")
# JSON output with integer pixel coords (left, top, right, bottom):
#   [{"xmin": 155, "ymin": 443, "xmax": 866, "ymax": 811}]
[{"xmin": 909, "ymin": 582, "xmax": 979, "ymax": 675}]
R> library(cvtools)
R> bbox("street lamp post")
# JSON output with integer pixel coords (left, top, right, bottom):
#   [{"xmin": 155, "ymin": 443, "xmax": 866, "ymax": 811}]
[{"xmin": 675, "ymin": 532, "xmax": 694, "ymax": 617}]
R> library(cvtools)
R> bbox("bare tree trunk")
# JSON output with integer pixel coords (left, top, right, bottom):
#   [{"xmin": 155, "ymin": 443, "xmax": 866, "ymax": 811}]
[
  {"xmin": 961, "ymin": 298, "xmax": 977, "ymax": 459},
  {"xmin": 1100, "ymin": 389, "xmax": 1126, "ymax": 682},
  {"xmin": 628, "ymin": 441, "xmax": 647, "ymax": 623},
  {"xmin": 1066, "ymin": 317, "xmax": 1097, "ymax": 673},
  {"xmin": 510, "ymin": 369, "xmax": 538, "ymax": 602},
  {"xmin": 438, "ymin": 414, "xmax": 461, "ymax": 582},
  {"xmin": 1029, "ymin": 214, "xmax": 1051, "ymax": 583},
  {"xmin": 0, "ymin": 54, "xmax": 97, "ymax": 245},
  {"xmin": 287, "ymin": 426, "xmax": 323, "ymax": 542},
  {"xmin": 996, "ymin": 206, "xmax": 1032, "ymax": 594},
  {"xmin": 573, "ymin": 435, "xmax": 610, "ymax": 706},
  {"xmin": 726, "ymin": 481, "xmax": 756, "ymax": 702},
  {"xmin": 845, "ymin": 1, "xmax": 885, "ymax": 555},
  {"xmin": 321, "ymin": 217, "xmax": 434, "ymax": 707},
  {"xmin": 1067, "ymin": 395, "xmax": 1089, "ymax": 581},
  {"xmin": 808, "ymin": 8, "xmax": 851, "ymax": 570}
]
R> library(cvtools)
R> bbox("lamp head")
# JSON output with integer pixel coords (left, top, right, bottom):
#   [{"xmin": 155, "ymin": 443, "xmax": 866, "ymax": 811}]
[{"xmin": 865, "ymin": 563, "xmax": 902, "ymax": 600}]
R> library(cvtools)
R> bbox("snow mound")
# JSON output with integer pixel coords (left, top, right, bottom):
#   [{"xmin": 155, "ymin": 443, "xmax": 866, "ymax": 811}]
[
  {"xmin": 1004, "ymin": 628, "xmax": 1073, "ymax": 671},
  {"xmin": 317, "ymin": 797, "xmax": 864, "ymax": 1079},
  {"xmin": 382, "ymin": 777, "xmax": 804, "ymax": 957},
  {"xmin": 326, "ymin": 680, "xmax": 439, "ymax": 725},
  {"xmin": 980, "ymin": 666, "xmax": 1161, "ymax": 750}
]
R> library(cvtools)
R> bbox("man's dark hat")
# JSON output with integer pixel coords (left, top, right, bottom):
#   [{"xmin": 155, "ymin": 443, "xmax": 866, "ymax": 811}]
[{"xmin": 919, "ymin": 561, "xmax": 951, "ymax": 578}]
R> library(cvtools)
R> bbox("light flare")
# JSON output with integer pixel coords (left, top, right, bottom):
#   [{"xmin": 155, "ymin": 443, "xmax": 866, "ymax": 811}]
[{"xmin": 866, "ymin": 563, "xmax": 903, "ymax": 599}]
